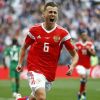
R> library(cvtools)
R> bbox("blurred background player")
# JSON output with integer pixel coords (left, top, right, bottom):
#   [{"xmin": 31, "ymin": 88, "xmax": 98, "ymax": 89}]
[
  {"xmin": 16, "ymin": 2, "xmax": 78, "ymax": 100},
  {"xmin": 3, "ymin": 38, "xmax": 21, "ymax": 98},
  {"xmin": 75, "ymin": 30, "xmax": 96, "ymax": 100}
]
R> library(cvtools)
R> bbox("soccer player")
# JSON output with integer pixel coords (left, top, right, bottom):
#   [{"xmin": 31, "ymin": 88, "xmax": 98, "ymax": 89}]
[
  {"xmin": 75, "ymin": 30, "xmax": 96, "ymax": 100},
  {"xmin": 16, "ymin": 2, "xmax": 78, "ymax": 100},
  {"xmin": 3, "ymin": 39, "xmax": 21, "ymax": 98}
]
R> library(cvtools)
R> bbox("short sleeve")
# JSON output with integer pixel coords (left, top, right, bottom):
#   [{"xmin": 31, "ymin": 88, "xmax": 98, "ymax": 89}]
[
  {"xmin": 64, "ymin": 39, "xmax": 75, "ymax": 50},
  {"xmin": 25, "ymin": 27, "xmax": 36, "ymax": 45}
]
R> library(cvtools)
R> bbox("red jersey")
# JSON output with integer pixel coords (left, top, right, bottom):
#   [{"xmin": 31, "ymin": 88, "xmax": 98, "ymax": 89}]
[
  {"xmin": 25, "ymin": 23, "xmax": 74, "ymax": 81},
  {"xmin": 75, "ymin": 40, "xmax": 95, "ymax": 69}
]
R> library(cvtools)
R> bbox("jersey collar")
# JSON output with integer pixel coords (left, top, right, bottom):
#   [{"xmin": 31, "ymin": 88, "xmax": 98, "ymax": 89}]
[{"xmin": 41, "ymin": 23, "xmax": 57, "ymax": 33}]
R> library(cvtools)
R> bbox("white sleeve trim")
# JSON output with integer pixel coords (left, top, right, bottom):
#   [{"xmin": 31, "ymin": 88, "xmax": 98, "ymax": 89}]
[
  {"xmin": 61, "ymin": 34, "xmax": 71, "ymax": 43},
  {"xmin": 27, "ymin": 32, "xmax": 35, "ymax": 40},
  {"xmin": 59, "ymin": 34, "xmax": 71, "ymax": 46}
]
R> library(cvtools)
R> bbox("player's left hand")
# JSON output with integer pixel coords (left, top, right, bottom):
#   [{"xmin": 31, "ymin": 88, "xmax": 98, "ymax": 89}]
[
  {"xmin": 86, "ymin": 46, "xmax": 95, "ymax": 56},
  {"xmin": 16, "ymin": 65, "xmax": 23, "ymax": 72},
  {"xmin": 66, "ymin": 65, "xmax": 74, "ymax": 76},
  {"xmin": 86, "ymin": 46, "xmax": 92, "ymax": 52}
]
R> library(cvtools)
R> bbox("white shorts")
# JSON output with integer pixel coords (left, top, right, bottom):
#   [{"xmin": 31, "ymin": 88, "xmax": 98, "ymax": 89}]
[
  {"xmin": 27, "ymin": 71, "xmax": 52, "ymax": 96},
  {"xmin": 76, "ymin": 65, "xmax": 90, "ymax": 76}
]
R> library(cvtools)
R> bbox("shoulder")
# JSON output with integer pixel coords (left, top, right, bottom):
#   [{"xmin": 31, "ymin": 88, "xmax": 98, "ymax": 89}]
[
  {"xmin": 29, "ymin": 23, "xmax": 41, "ymax": 31},
  {"xmin": 28, "ymin": 23, "xmax": 41, "ymax": 37},
  {"xmin": 4, "ymin": 47, "xmax": 10, "ymax": 54},
  {"xmin": 86, "ymin": 41, "xmax": 94, "ymax": 47},
  {"xmin": 56, "ymin": 25, "xmax": 71, "ymax": 41},
  {"xmin": 56, "ymin": 25, "xmax": 72, "ymax": 42},
  {"xmin": 56, "ymin": 25, "xmax": 69, "ymax": 34},
  {"xmin": 75, "ymin": 41, "xmax": 81, "ymax": 45},
  {"xmin": 86, "ymin": 41, "xmax": 93, "ymax": 45}
]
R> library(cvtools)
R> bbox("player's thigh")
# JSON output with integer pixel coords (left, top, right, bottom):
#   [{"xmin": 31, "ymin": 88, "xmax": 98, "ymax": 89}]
[
  {"xmin": 10, "ymin": 68, "xmax": 15, "ymax": 78},
  {"xmin": 76, "ymin": 65, "xmax": 86, "ymax": 76},
  {"xmin": 27, "ymin": 71, "xmax": 47, "ymax": 96},
  {"xmin": 10, "ymin": 68, "xmax": 19, "ymax": 79},
  {"xmin": 35, "ymin": 77, "xmax": 52, "ymax": 99}
]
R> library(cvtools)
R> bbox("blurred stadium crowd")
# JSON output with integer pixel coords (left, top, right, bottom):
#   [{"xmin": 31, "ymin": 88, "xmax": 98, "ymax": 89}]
[{"xmin": 0, "ymin": 0, "xmax": 100, "ymax": 65}]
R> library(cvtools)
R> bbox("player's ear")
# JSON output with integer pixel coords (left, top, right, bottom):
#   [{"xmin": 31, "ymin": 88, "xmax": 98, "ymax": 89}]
[
  {"xmin": 42, "ymin": 14, "xmax": 44, "ymax": 19},
  {"xmin": 41, "ymin": 12, "xmax": 45, "ymax": 21},
  {"xmin": 42, "ymin": 11, "xmax": 45, "ymax": 18}
]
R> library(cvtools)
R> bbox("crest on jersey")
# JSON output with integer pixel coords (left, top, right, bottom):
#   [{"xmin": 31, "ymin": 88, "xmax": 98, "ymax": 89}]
[
  {"xmin": 37, "ymin": 35, "xmax": 41, "ymax": 39},
  {"xmin": 53, "ymin": 36, "xmax": 60, "ymax": 42}
]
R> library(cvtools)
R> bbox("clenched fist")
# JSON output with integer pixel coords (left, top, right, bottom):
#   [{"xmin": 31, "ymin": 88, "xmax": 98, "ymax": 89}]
[{"xmin": 16, "ymin": 65, "xmax": 23, "ymax": 72}]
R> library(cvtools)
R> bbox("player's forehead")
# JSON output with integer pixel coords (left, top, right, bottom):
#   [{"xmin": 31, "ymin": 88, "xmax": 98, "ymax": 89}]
[
  {"xmin": 81, "ymin": 33, "xmax": 88, "ymax": 37},
  {"xmin": 45, "ymin": 6, "xmax": 58, "ymax": 12}
]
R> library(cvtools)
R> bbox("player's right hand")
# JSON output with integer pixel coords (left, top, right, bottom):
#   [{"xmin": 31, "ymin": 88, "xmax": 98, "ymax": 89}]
[{"xmin": 16, "ymin": 65, "xmax": 23, "ymax": 72}]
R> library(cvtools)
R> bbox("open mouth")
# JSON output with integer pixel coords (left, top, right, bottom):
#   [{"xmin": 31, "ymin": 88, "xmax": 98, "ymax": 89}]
[{"xmin": 50, "ymin": 18, "xmax": 55, "ymax": 22}]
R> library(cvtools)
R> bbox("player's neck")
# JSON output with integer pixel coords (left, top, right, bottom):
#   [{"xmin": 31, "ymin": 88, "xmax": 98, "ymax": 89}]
[
  {"xmin": 43, "ymin": 22, "xmax": 56, "ymax": 31},
  {"xmin": 82, "ymin": 40, "xmax": 87, "ymax": 43}
]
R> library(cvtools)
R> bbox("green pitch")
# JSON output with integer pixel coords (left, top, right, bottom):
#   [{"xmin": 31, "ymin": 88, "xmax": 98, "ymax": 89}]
[{"xmin": 0, "ymin": 78, "xmax": 100, "ymax": 100}]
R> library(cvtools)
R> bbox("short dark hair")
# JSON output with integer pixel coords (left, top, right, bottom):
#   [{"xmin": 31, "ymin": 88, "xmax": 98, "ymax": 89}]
[
  {"xmin": 80, "ymin": 30, "xmax": 88, "ymax": 35},
  {"xmin": 44, "ymin": 2, "xmax": 58, "ymax": 11},
  {"xmin": 12, "ymin": 38, "xmax": 19, "ymax": 45}
]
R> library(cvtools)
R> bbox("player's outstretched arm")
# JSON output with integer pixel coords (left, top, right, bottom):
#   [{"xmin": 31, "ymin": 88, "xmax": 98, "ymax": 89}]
[
  {"xmin": 63, "ymin": 39, "xmax": 79, "ymax": 76},
  {"xmin": 16, "ymin": 43, "xmax": 29, "ymax": 72},
  {"xmin": 66, "ymin": 49, "xmax": 79, "ymax": 76}
]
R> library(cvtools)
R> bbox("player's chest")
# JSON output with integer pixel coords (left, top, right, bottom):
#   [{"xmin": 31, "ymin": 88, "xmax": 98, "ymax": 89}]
[
  {"xmin": 77, "ymin": 43, "xmax": 91, "ymax": 50},
  {"xmin": 35, "ymin": 32, "xmax": 62, "ymax": 46},
  {"xmin": 77, "ymin": 45, "xmax": 86, "ymax": 50},
  {"xmin": 77, "ymin": 44, "xmax": 90, "ymax": 55}
]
